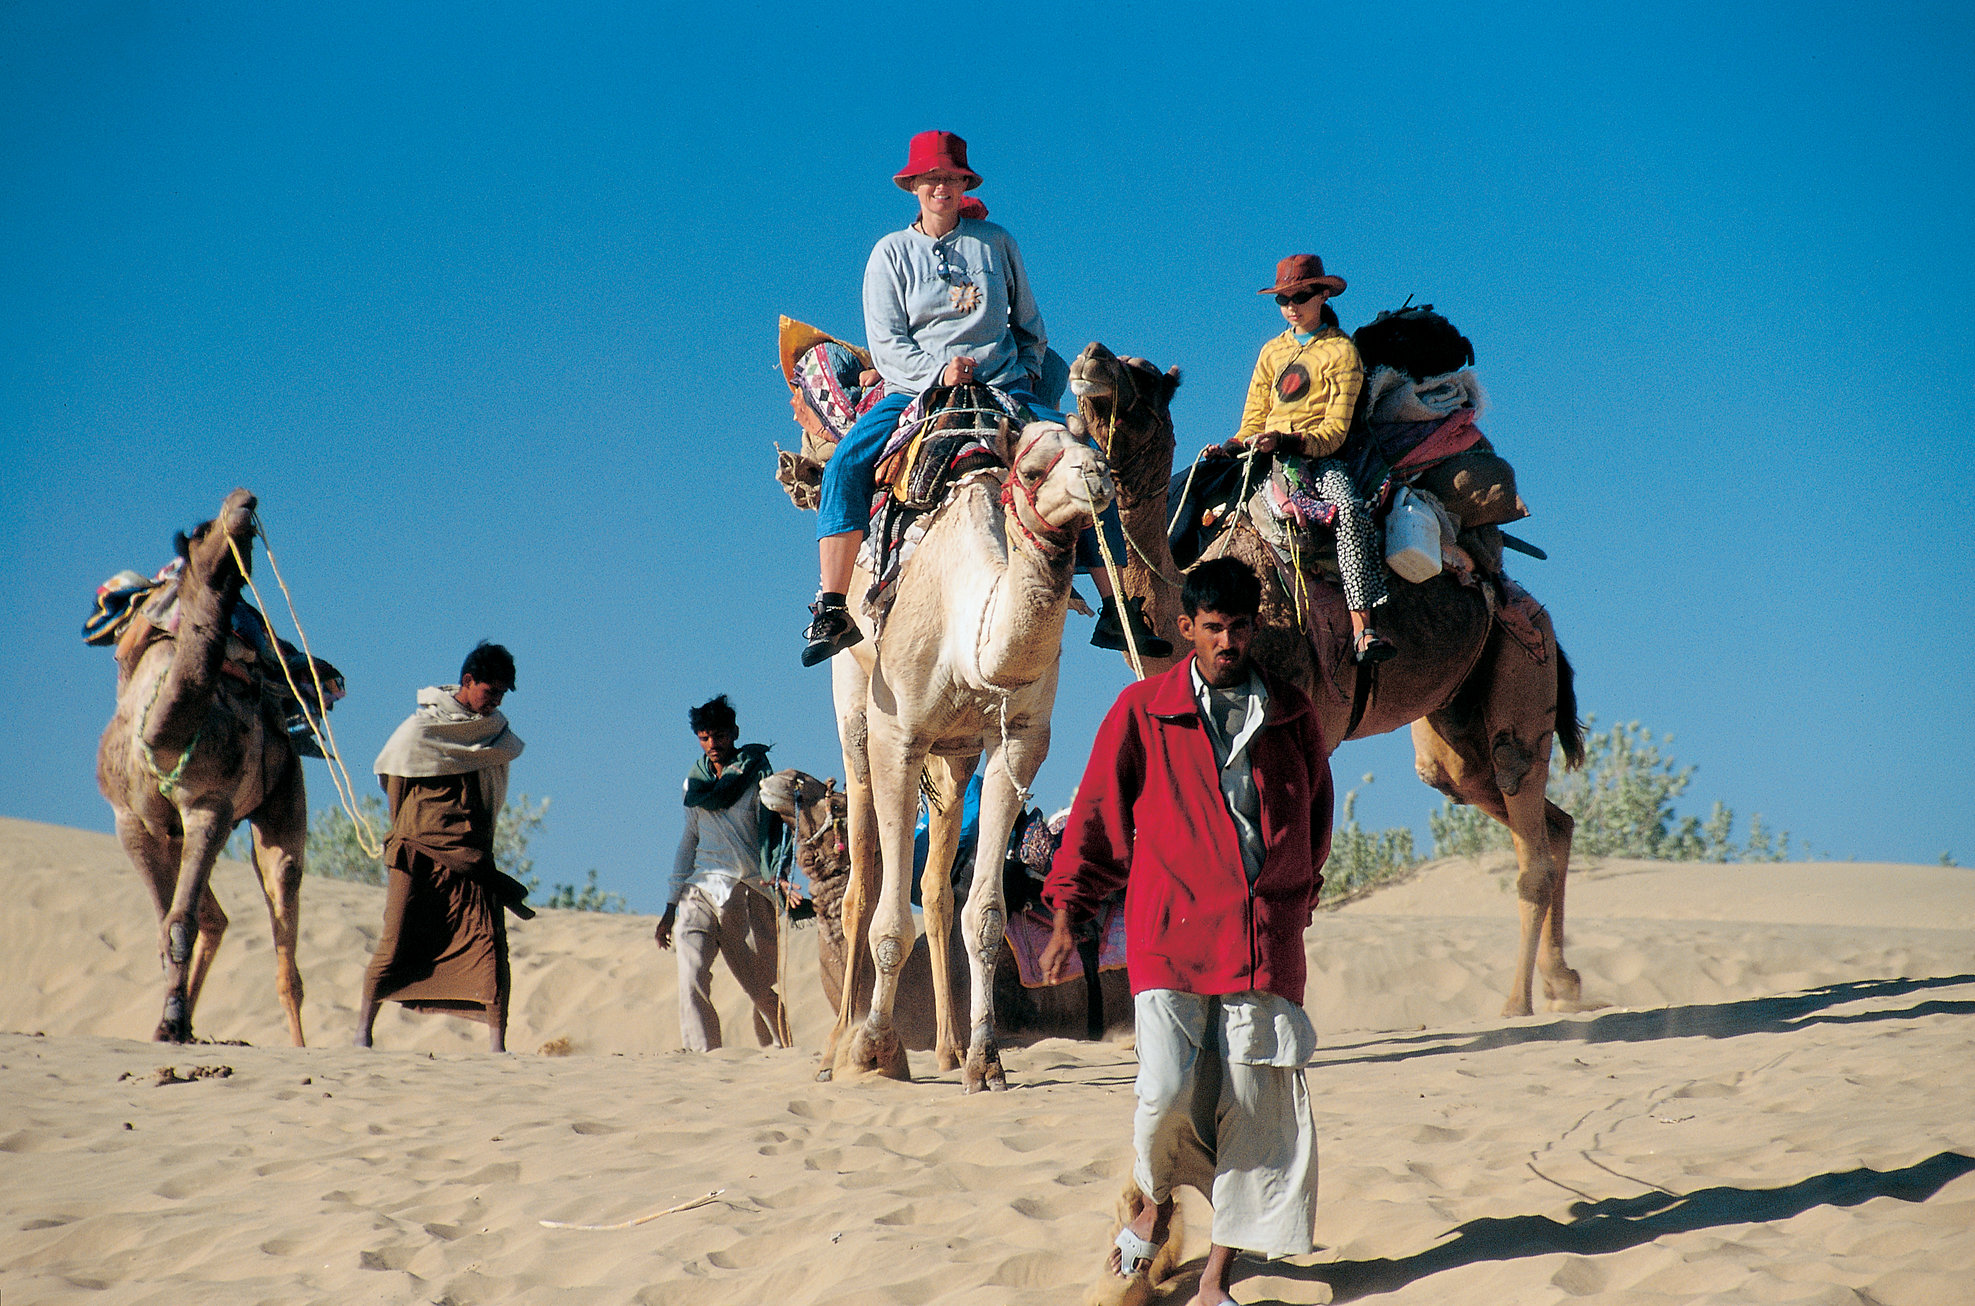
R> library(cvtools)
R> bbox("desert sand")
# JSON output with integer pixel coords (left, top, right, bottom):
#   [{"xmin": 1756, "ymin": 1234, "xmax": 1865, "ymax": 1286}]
[{"xmin": 2, "ymin": 811, "xmax": 1971, "ymax": 1304}]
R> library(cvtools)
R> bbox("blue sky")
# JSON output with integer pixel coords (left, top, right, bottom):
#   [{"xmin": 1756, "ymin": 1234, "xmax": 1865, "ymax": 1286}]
[{"xmin": 4, "ymin": 1, "xmax": 1971, "ymax": 913}]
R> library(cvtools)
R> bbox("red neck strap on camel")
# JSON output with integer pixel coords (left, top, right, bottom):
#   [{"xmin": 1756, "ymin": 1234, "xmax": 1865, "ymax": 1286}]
[{"xmin": 998, "ymin": 428, "xmax": 1077, "ymax": 562}]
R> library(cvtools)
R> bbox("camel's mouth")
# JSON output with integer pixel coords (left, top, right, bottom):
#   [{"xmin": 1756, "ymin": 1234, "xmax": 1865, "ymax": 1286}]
[{"xmin": 1068, "ymin": 377, "xmax": 1113, "ymax": 399}]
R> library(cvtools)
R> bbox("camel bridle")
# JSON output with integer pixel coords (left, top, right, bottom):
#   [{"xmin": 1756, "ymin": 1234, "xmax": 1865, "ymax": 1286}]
[{"xmin": 998, "ymin": 426, "xmax": 1082, "ymax": 562}]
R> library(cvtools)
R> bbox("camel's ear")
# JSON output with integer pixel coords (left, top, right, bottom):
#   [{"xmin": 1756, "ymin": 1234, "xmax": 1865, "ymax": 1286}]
[
  {"xmin": 1164, "ymin": 367, "xmax": 1182, "ymax": 397},
  {"xmin": 994, "ymin": 416, "xmax": 1015, "ymax": 465},
  {"xmin": 1066, "ymin": 412, "xmax": 1087, "ymax": 439}
]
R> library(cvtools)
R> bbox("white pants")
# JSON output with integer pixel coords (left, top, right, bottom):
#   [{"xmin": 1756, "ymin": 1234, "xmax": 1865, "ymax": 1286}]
[
  {"xmin": 675, "ymin": 883, "xmax": 784, "ymax": 1051},
  {"xmin": 1132, "ymin": 989, "xmax": 1319, "ymax": 1258}
]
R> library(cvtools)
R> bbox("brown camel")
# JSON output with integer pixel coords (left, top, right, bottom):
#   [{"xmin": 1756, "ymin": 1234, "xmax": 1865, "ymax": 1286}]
[
  {"xmin": 1068, "ymin": 343, "xmax": 1588, "ymax": 1018},
  {"xmin": 96, "ymin": 488, "xmax": 310, "ymax": 1045},
  {"xmin": 821, "ymin": 418, "xmax": 1115, "ymax": 1090},
  {"xmin": 764, "ymin": 768, "xmax": 1133, "ymax": 1047}
]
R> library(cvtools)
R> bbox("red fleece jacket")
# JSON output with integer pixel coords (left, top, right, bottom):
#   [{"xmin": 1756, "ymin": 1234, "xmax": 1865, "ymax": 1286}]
[{"xmin": 1042, "ymin": 659, "xmax": 1333, "ymax": 1003}]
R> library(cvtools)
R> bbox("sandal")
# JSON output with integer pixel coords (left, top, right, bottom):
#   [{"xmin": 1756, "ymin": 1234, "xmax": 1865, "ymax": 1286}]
[
  {"xmin": 1354, "ymin": 629, "xmax": 1397, "ymax": 665},
  {"xmin": 1113, "ymin": 1225, "xmax": 1159, "ymax": 1279}
]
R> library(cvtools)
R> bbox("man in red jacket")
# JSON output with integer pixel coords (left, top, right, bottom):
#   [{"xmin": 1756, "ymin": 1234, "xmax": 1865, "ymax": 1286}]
[{"xmin": 1041, "ymin": 557, "xmax": 1333, "ymax": 1306}]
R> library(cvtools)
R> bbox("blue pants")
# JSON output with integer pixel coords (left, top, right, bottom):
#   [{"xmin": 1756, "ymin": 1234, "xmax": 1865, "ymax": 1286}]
[{"xmin": 814, "ymin": 385, "xmax": 1123, "ymax": 573}]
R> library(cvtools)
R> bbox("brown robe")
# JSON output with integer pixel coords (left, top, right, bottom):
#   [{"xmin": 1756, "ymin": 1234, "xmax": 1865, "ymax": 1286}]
[{"xmin": 362, "ymin": 771, "xmax": 515, "ymax": 1025}]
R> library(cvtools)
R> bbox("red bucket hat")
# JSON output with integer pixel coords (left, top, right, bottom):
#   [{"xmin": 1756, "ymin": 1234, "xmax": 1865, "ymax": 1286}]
[
  {"xmin": 1259, "ymin": 254, "xmax": 1346, "ymax": 298},
  {"xmin": 894, "ymin": 130, "xmax": 982, "ymax": 192}
]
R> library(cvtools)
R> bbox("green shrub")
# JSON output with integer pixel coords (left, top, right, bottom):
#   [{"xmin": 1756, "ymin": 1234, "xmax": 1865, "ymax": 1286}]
[
  {"xmin": 1428, "ymin": 716, "xmax": 1790, "ymax": 863},
  {"xmin": 1322, "ymin": 774, "xmax": 1422, "ymax": 901}
]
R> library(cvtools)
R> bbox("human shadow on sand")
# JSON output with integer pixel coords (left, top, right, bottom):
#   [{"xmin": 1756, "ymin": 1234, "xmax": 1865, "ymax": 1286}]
[
  {"xmin": 1240, "ymin": 1150, "xmax": 1975, "ymax": 1304},
  {"xmin": 1315, "ymin": 974, "xmax": 1975, "ymax": 1070}
]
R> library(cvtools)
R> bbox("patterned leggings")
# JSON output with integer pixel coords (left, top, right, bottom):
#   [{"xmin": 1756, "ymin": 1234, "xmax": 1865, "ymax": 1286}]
[{"xmin": 1312, "ymin": 458, "xmax": 1387, "ymax": 612}]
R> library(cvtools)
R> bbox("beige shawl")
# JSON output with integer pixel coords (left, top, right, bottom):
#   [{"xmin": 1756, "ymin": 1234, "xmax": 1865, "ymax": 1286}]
[{"xmin": 372, "ymin": 685, "xmax": 525, "ymax": 812}]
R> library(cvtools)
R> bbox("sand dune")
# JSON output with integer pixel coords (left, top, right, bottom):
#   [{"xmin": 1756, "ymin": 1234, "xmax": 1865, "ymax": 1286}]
[{"xmin": 3, "ymin": 814, "xmax": 1971, "ymax": 1304}]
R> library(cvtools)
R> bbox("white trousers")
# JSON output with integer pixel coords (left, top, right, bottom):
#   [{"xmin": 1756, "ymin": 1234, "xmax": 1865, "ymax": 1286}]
[
  {"xmin": 1132, "ymin": 989, "xmax": 1319, "ymax": 1258},
  {"xmin": 675, "ymin": 883, "xmax": 784, "ymax": 1051}
]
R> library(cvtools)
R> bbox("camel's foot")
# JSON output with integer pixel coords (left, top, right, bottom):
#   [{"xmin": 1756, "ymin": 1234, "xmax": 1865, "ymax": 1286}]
[
  {"xmin": 840, "ymin": 1023, "xmax": 911, "ymax": 1082},
  {"xmin": 1500, "ymin": 993, "xmax": 1535, "ymax": 1019},
  {"xmin": 154, "ymin": 993, "xmax": 191, "ymax": 1044},
  {"xmin": 962, "ymin": 1038, "xmax": 1007, "ymax": 1094},
  {"xmin": 1541, "ymin": 965, "xmax": 1584, "ymax": 1005},
  {"xmin": 936, "ymin": 1045, "xmax": 962, "ymax": 1074}
]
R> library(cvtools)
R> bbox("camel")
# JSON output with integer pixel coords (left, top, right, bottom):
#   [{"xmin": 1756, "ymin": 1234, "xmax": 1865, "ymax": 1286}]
[
  {"xmin": 763, "ymin": 768, "xmax": 1133, "ymax": 1047},
  {"xmin": 96, "ymin": 488, "xmax": 310, "ymax": 1045},
  {"xmin": 818, "ymin": 416, "xmax": 1115, "ymax": 1090},
  {"xmin": 1067, "ymin": 342, "xmax": 1588, "ymax": 1019}
]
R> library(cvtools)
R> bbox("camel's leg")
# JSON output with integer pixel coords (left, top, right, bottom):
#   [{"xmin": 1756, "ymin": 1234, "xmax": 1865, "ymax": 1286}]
[
  {"xmin": 840, "ymin": 722, "xmax": 922, "ymax": 1082},
  {"xmin": 919, "ymin": 754, "xmax": 976, "ymax": 1072},
  {"xmin": 249, "ymin": 763, "xmax": 309, "ymax": 1047},
  {"xmin": 1412, "ymin": 718, "xmax": 1542, "ymax": 1017},
  {"xmin": 183, "ymin": 881, "xmax": 229, "ymax": 1020},
  {"xmin": 961, "ymin": 726, "xmax": 1045, "ymax": 1093},
  {"xmin": 1536, "ymin": 798, "xmax": 1578, "ymax": 1004},
  {"xmin": 821, "ymin": 768, "xmax": 878, "ymax": 1080},
  {"xmin": 156, "ymin": 802, "xmax": 232, "ymax": 1043},
  {"xmin": 1413, "ymin": 652, "xmax": 1584, "ymax": 1018}
]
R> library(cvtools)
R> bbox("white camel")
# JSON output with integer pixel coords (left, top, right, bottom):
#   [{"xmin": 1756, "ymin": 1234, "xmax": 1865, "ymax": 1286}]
[{"xmin": 821, "ymin": 418, "xmax": 1114, "ymax": 1091}]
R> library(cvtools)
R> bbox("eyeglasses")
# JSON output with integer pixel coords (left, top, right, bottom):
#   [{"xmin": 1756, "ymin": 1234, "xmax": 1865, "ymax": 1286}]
[
  {"xmin": 1274, "ymin": 288, "xmax": 1324, "ymax": 307},
  {"xmin": 914, "ymin": 172, "xmax": 970, "ymax": 190},
  {"xmin": 935, "ymin": 241, "xmax": 967, "ymax": 286}
]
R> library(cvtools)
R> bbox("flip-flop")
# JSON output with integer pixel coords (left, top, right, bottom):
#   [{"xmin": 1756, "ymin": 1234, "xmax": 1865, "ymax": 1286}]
[{"xmin": 1113, "ymin": 1225, "xmax": 1160, "ymax": 1278}]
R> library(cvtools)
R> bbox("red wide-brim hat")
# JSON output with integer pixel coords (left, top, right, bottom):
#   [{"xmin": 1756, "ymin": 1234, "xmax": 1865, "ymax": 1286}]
[
  {"xmin": 1259, "ymin": 253, "xmax": 1346, "ymax": 297},
  {"xmin": 894, "ymin": 130, "xmax": 982, "ymax": 192}
]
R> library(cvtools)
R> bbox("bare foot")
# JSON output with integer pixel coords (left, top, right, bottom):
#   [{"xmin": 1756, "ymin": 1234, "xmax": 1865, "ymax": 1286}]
[{"xmin": 1188, "ymin": 1243, "xmax": 1237, "ymax": 1304}]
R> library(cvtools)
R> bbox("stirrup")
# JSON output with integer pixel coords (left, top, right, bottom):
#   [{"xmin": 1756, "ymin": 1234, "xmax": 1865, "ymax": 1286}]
[{"xmin": 801, "ymin": 601, "xmax": 864, "ymax": 668}]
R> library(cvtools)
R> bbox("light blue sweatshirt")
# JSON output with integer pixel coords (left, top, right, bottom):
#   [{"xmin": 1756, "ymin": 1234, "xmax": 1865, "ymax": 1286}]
[{"xmin": 862, "ymin": 217, "xmax": 1047, "ymax": 394}]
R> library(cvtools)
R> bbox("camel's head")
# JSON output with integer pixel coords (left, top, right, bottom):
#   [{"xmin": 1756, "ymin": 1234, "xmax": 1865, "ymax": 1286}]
[
  {"xmin": 174, "ymin": 488, "xmax": 259, "ymax": 588},
  {"xmin": 1068, "ymin": 342, "xmax": 1181, "ymax": 455},
  {"xmin": 1002, "ymin": 420, "xmax": 1113, "ymax": 558},
  {"xmin": 760, "ymin": 769, "xmax": 848, "ymax": 882}
]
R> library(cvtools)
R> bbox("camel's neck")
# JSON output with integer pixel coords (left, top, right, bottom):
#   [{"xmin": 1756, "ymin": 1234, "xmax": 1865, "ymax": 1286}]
[
  {"xmin": 1101, "ymin": 411, "xmax": 1186, "ymax": 675},
  {"xmin": 975, "ymin": 504, "xmax": 1076, "ymax": 687},
  {"xmin": 145, "ymin": 552, "xmax": 245, "ymax": 750}
]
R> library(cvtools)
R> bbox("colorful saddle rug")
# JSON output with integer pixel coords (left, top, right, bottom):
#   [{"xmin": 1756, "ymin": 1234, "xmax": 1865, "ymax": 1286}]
[{"xmin": 1003, "ymin": 901, "xmax": 1128, "ymax": 989}]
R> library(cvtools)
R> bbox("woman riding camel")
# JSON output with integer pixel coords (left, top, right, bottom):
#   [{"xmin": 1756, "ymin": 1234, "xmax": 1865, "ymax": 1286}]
[
  {"xmin": 801, "ymin": 130, "xmax": 1165, "ymax": 667},
  {"xmin": 1227, "ymin": 254, "xmax": 1396, "ymax": 664}
]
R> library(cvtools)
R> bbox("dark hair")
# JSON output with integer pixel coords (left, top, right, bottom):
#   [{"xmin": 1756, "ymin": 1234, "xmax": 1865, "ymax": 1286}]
[
  {"xmin": 460, "ymin": 640, "xmax": 517, "ymax": 689},
  {"xmin": 688, "ymin": 694, "xmax": 738, "ymax": 735},
  {"xmin": 1181, "ymin": 557, "xmax": 1261, "ymax": 618}
]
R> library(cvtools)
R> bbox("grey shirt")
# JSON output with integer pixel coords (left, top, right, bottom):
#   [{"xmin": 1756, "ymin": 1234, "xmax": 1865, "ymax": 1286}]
[
  {"xmin": 1191, "ymin": 661, "xmax": 1270, "ymax": 883},
  {"xmin": 863, "ymin": 217, "xmax": 1047, "ymax": 393}
]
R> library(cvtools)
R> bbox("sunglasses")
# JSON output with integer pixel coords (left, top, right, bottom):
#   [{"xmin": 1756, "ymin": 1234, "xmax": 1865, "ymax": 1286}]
[{"xmin": 1274, "ymin": 288, "xmax": 1324, "ymax": 307}]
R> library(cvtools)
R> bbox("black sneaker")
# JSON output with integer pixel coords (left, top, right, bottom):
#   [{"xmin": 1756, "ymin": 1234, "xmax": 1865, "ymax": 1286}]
[
  {"xmin": 1353, "ymin": 629, "xmax": 1398, "ymax": 665},
  {"xmin": 801, "ymin": 600, "xmax": 864, "ymax": 667},
  {"xmin": 1090, "ymin": 595, "xmax": 1173, "ymax": 659}
]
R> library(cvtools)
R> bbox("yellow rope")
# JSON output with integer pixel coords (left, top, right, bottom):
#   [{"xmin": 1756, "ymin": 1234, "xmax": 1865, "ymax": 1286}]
[
  {"xmin": 227, "ymin": 522, "xmax": 383, "ymax": 858},
  {"xmin": 1083, "ymin": 468, "xmax": 1146, "ymax": 682}
]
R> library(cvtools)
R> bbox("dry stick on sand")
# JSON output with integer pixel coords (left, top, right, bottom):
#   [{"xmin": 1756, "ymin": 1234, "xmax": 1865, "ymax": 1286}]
[{"xmin": 539, "ymin": 1189, "xmax": 726, "ymax": 1231}]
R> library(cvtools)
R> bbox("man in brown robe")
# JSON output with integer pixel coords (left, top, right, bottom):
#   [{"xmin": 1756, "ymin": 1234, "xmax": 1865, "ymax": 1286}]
[{"xmin": 356, "ymin": 641, "xmax": 530, "ymax": 1053}]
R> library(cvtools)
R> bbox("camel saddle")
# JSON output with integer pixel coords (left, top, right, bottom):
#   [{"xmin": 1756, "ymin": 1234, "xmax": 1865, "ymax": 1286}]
[
  {"xmin": 84, "ymin": 561, "xmax": 346, "ymax": 757},
  {"xmin": 857, "ymin": 384, "xmax": 1030, "ymax": 631}
]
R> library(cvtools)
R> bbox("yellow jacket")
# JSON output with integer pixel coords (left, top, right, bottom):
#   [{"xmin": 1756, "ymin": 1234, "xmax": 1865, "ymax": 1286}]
[{"xmin": 1235, "ymin": 326, "xmax": 1365, "ymax": 458}]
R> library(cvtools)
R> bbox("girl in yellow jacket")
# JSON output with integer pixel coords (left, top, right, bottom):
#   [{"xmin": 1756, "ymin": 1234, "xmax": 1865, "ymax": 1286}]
[{"xmin": 1228, "ymin": 255, "xmax": 1395, "ymax": 664}]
